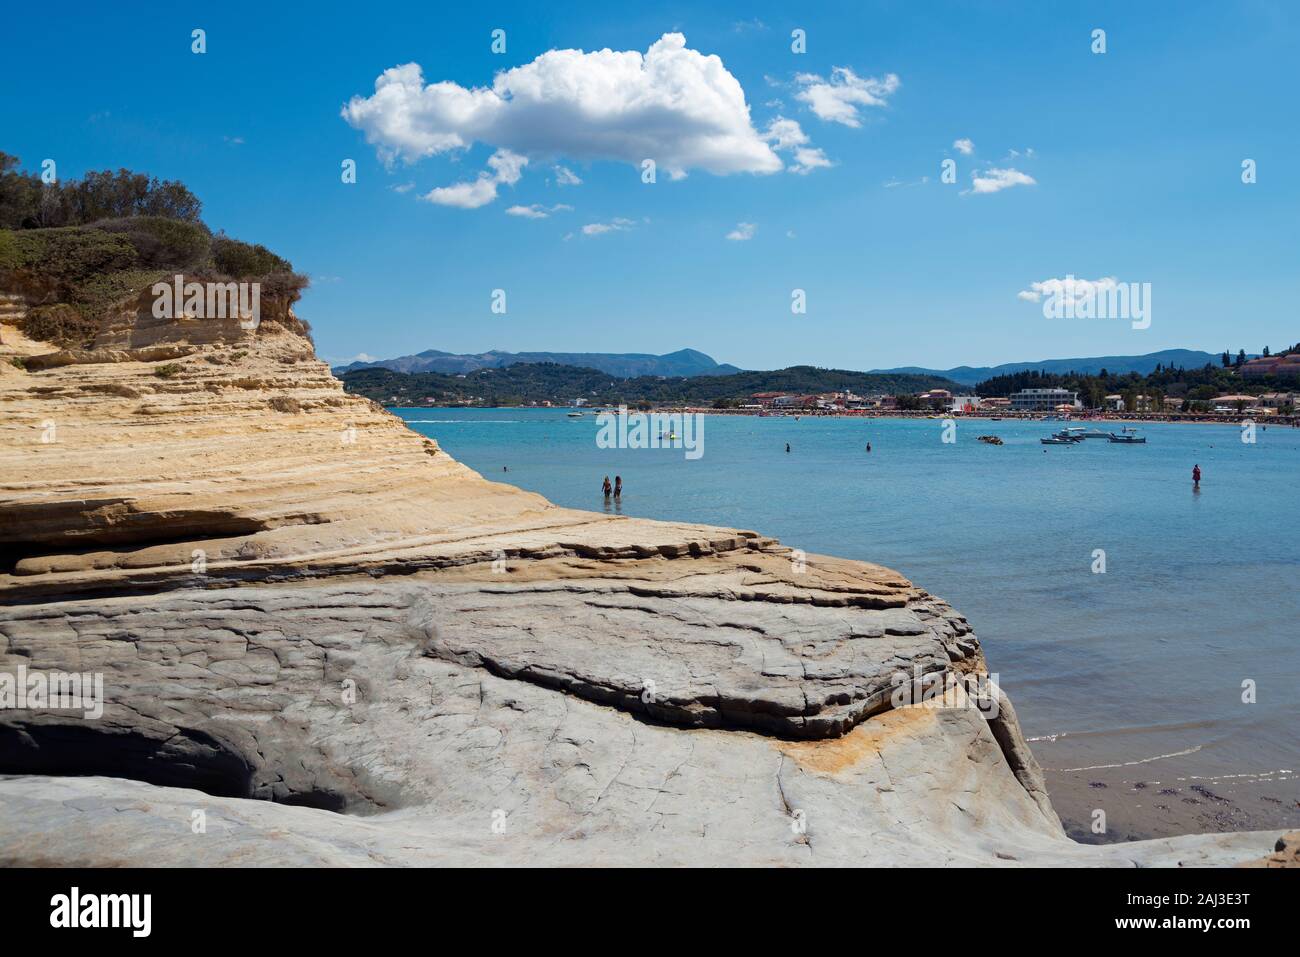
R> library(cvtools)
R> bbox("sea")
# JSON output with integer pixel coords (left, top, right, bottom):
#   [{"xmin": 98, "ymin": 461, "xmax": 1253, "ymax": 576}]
[{"xmin": 395, "ymin": 408, "xmax": 1300, "ymax": 840}]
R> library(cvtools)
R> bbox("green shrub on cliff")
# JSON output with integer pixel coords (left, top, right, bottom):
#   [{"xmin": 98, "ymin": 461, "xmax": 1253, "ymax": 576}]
[
  {"xmin": 20, "ymin": 303, "xmax": 99, "ymax": 347},
  {"xmin": 211, "ymin": 236, "xmax": 293, "ymax": 278},
  {"xmin": 96, "ymin": 216, "xmax": 211, "ymax": 269}
]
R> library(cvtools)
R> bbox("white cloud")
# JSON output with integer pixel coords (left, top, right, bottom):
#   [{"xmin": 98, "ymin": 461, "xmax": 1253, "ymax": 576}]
[
  {"xmin": 342, "ymin": 33, "xmax": 793, "ymax": 200},
  {"xmin": 726, "ymin": 222, "xmax": 756, "ymax": 241},
  {"xmin": 789, "ymin": 146, "xmax": 832, "ymax": 175},
  {"xmin": 390, "ymin": 182, "xmax": 415, "ymax": 193},
  {"xmin": 582, "ymin": 218, "xmax": 635, "ymax": 236},
  {"xmin": 968, "ymin": 167, "xmax": 1036, "ymax": 195},
  {"xmin": 1018, "ymin": 276, "xmax": 1119, "ymax": 305},
  {"xmin": 554, "ymin": 165, "xmax": 582, "ymax": 186},
  {"xmin": 421, "ymin": 148, "xmax": 527, "ymax": 208},
  {"xmin": 884, "ymin": 175, "xmax": 930, "ymax": 189},
  {"xmin": 953, "ymin": 137, "xmax": 974, "ymax": 155},
  {"xmin": 763, "ymin": 117, "xmax": 832, "ymax": 174},
  {"xmin": 794, "ymin": 68, "xmax": 900, "ymax": 127},
  {"xmin": 506, "ymin": 203, "xmax": 573, "ymax": 219}
]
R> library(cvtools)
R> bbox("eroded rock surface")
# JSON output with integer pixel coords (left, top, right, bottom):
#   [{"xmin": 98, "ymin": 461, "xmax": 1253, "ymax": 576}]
[{"xmin": 0, "ymin": 307, "xmax": 1283, "ymax": 866}]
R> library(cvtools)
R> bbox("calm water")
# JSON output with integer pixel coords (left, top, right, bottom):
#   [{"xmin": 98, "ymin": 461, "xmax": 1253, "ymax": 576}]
[{"xmin": 397, "ymin": 409, "xmax": 1299, "ymax": 822}]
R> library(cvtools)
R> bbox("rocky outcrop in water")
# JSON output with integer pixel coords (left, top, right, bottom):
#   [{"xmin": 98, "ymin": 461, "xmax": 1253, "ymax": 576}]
[{"xmin": 0, "ymin": 304, "xmax": 1284, "ymax": 866}]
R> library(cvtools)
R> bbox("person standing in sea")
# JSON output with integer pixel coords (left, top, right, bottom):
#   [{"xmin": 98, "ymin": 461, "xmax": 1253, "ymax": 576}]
[
  {"xmin": 614, "ymin": 476, "xmax": 622, "ymax": 500},
  {"xmin": 1192, "ymin": 464, "xmax": 1201, "ymax": 489},
  {"xmin": 602, "ymin": 475, "xmax": 612, "ymax": 499}
]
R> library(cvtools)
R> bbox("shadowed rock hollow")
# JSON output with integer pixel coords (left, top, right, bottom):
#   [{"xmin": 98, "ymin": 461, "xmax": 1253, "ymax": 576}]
[{"xmin": 0, "ymin": 301, "xmax": 1284, "ymax": 866}]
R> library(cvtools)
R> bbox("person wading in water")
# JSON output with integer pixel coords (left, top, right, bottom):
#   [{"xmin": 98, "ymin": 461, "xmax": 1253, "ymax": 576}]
[
  {"xmin": 602, "ymin": 476, "xmax": 612, "ymax": 499},
  {"xmin": 614, "ymin": 476, "xmax": 622, "ymax": 500},
  {"xmin": 1192, "ymin": 464, "xmax": 1202, "ymax": 489}
]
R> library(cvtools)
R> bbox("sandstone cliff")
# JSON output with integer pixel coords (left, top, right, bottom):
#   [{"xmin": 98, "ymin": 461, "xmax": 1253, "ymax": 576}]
[{"xmin": 0, "ymin": 301, "xmax": 1283, "ymax": 866}]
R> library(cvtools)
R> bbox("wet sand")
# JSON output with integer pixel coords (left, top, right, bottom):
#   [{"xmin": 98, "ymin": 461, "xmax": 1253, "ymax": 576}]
[{"xmin": 1048, "ymin": 764, "xmax": 1299, "ymax": 844}]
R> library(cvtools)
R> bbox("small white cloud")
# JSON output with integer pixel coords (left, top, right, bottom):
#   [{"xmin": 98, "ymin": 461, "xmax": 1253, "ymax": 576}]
[
  {"xmin": 582, "ymin": 218, "xmax": 635, "ymax": 236},
  {"xmin": 763, "ymin": 117, "xmax": 832, "ymax": 175},
  {"xmin": 789, "ymin": 146, "xmax": 832, "ymax": 175},
  {"xmin": 733, "ymin": 18, "xmax": 768, "ymax": 32},
  {"xmin": 884, "ymin": 175, "xmax": 930, "ymax": 189},
  {"xmin": 223, "ymin": 135, "xmax": 245, "ymax": 146},
  {"xmin": 1018, "ymin": 276, "xmax": 1118, "ymax": 305},
  {"xmin": 1002, "ymin": 147, "xmax": 1036, "ymax": 162},
  {"xmin": 795, "ymin": 68, "xmax": 900, "ymax": 127},
  {"xmin": 968, "ymin": 167, "xmax": 1036, "ymax": 195},
  {"xmin": 421, "ymin": 148, "xmax": 527, "ymax": 208},
  {"xmin": 390, "ymin": 182, "xmax": 415, "ymax": 193},
  {"xmin": 726, "ymin": 222, "xmax": 756, "ymax": 241},
  {"xmin": 953, "ymin": 137, "xmax": 974, "ymax": 155},
  {"xmin": 506, "ymin": 203, "xmax": 573, "ymax": 219},
  {"xmin": 554, "ymin": 165, "xmax": 582, "ymax": 186}
]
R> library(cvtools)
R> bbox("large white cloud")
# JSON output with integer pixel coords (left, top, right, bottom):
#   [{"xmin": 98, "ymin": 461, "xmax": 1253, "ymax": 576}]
[
  {"xmin": 794, "ymin": 68, "xmax": 900, "ymax": 127},
  {"xmin": 343, "ymin": 33, "xmax": 798, "ymax": 189}
]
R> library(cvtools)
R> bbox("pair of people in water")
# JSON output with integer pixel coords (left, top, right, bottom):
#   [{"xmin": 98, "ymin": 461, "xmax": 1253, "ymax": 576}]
[{"xmin": 602, "ymin": 475, "xmax": 622, "ymax": 499}]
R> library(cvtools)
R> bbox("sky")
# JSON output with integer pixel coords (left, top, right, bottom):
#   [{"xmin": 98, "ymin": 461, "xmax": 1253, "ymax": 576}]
[{"xmin": 3, "ymin": 1, "xmax": 1297, "ymax": 370}]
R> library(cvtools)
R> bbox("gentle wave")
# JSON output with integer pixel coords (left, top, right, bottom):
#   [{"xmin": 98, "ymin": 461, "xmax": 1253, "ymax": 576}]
[{"xmin": 1053, "ymin": 745, "xmax": 1204, "ymax": 772}]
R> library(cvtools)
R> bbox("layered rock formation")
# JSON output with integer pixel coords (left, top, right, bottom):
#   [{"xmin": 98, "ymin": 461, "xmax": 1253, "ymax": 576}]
[{"xmin": 0, "ymin": 304, "xmax": 1284, "ymax": 866}]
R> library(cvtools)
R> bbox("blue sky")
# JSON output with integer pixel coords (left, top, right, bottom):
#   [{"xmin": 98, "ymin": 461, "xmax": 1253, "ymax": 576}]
[{"xmin": 3, "ymin": 1, "xmax": 1296, "ymax": 370}]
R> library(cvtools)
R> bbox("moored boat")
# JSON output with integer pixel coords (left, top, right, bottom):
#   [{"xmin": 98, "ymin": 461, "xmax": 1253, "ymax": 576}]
[{"xmin": 1107, "ymin": 427, "xmax": 1146, "ymax": 443}]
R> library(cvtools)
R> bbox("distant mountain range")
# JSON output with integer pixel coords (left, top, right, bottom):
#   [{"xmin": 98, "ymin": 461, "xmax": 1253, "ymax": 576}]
[
  {"xmin": 869, "ymin": 349, "xmax": 1225, "ymax": 386},
  {"xmin": 337, "ymin": 347, "xmax": 1236, "ymax": 387},
  {"xmin": 333, "ymin": 348, "xmax": 741, "ymax": 379}
]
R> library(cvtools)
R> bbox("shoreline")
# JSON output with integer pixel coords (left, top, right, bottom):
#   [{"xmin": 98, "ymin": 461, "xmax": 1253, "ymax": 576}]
[{"xmin": 384, "ymin": 404, "xmax": 1300, "ymax": 428}]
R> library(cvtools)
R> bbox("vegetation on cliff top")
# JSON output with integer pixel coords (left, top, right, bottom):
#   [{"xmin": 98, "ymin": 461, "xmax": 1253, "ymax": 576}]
[{"xmin": 0, "ymin": 151, "xmax": 309, "ymax": 347}]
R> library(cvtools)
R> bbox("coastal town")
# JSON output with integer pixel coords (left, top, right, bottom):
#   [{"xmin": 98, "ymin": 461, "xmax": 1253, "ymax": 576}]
[{"xmin": 712, "ymin": 380, "xmax": 1300, "ymax": 423}]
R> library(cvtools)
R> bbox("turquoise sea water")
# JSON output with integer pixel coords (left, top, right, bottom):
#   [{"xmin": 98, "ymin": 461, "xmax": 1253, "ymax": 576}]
[{"xmin": 396, "ymin": 409, "xmax": 1299, "ymax": 830}]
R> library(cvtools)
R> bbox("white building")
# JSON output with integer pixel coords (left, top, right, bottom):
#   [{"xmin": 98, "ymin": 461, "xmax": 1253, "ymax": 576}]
[{"xmin": 1009, "ymin": 388, "xmax": 1081, "ymax": 412}]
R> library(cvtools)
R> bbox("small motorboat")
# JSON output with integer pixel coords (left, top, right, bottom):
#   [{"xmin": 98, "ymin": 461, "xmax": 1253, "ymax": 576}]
[
  {"xmin": 1108, "ymin": 427, "xmax": 1146, "ymax": 443},
  {"xmin": 566, "ymin": 411, "xmax": 584, "ymax": 418},
  {"xmin": 1081, "ymin": 428, "xmax": 1111, "ymax": 439},
  {"xmin": 978, "ymin": 435, "xmax": 1003, "ymax": 445},
  {"xmin": 1042, "ymin": 427, "xmax": 1085, "ymax": 445}
]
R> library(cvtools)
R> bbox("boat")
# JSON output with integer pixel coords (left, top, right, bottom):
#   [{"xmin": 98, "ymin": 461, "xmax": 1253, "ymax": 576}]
[
  {"xmin": 1107, "ymin": 427, "xmax": 1146, "ymax": 444},
  {"xmin": 1041, "ymin": 427, "xmax": 1086, "ymax": 445},
  {"xmin": 566, "ymin": 411, "xmax": 584, "ymax": 418},
  {"xmin": 977, "ymin": 435, "xmax": 1003, "ymax": 445},
  {"xmin": 1081, "ymin": 428, "xmax": 1111, "ymax": 439}
]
